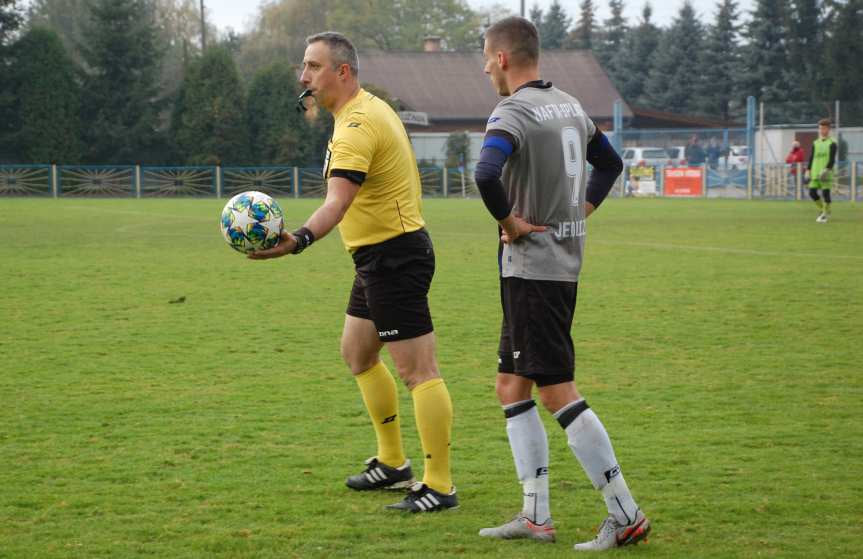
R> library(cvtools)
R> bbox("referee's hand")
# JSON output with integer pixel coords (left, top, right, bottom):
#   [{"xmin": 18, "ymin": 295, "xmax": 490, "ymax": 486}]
[
  {"xmin": 500, "ymin": 214, "xmax": 546, "ymax": 244},
  {"xmin": 248, "ymin": 232, "xmax": 297, "ymax": 260}
]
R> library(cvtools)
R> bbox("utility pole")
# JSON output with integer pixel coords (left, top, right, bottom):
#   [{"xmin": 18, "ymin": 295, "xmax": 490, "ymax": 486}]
[
  {"xmin": 521, "ymin": 0, "xmax": 525, "ymax": 17},
  {"xmin": 200, "ymin": 0, "xmax": 207, "ymax": 51}
]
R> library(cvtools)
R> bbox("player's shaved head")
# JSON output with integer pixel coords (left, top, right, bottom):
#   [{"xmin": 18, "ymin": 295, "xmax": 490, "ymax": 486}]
[{"xmin": 485, "ymin": 16, "xmax": 539, "ymax": 67}]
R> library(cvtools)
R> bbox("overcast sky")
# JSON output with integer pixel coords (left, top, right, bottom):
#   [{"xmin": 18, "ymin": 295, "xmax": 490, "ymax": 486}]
[{"xmin": 206, "ymin": 0, "xmax": 757, "ymax": 33}]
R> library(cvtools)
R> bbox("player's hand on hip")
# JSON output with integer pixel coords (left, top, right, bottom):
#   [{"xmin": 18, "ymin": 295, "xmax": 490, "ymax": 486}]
[
  {"xmin": 247, "ymin": 232, "xmax": 297, "ymax": 260},
  {"xmin": 500, "ymin": 214, "xmax": 546, "ymax": 244}
]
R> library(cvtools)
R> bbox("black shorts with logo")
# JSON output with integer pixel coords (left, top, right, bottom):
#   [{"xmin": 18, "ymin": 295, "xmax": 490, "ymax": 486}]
[
  {"xmin": 498, "ymin": 276, "xmax": 578, "ymax": 387},
  {"xmin": 346, "ymin": 228, "xmax": 435, "ymax": 342}
]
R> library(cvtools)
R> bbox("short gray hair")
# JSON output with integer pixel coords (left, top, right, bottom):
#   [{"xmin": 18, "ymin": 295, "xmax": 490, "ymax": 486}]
[{"xmin": 306, "ymin": 32, "xmax": 359, "ymax": 76}]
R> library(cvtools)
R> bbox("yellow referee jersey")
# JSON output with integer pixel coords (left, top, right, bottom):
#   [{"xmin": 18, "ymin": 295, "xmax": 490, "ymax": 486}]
[{"xmin": 324, "ymin": 88, "xmax": 425, "ymax": 251}]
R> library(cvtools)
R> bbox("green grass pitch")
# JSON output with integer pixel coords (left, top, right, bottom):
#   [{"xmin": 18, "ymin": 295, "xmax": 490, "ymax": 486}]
[{"xmin": 1, "ymin": 197, "xmax": 861, "ymax": 558}]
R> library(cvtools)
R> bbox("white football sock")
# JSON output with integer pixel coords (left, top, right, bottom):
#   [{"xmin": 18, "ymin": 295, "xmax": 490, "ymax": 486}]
[
  {"xmin": 503, "ymin": 400, "xmax": 551, "ymax": 525},
  {"xmin": 555, "ymin": 399, "xmax": 638, "ymax": 525}
]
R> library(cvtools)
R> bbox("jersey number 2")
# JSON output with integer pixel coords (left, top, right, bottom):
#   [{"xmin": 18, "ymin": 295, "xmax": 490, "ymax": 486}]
[{"xmin": 561, "ymin": 127, "xmax": 582, "ymax": 207}]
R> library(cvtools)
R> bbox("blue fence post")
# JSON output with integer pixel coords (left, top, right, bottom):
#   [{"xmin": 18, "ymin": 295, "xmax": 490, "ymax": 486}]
[
  {"xmin": 613, "ymin": 100, "xmax": 623, "ymax": 154},
  {"xmin": 746, "ymin": 96, "xmax": 756, "ymax": 167},
  {"xmin": 746, "ymin": 96, "xmax": 756, "ymax": 199}
]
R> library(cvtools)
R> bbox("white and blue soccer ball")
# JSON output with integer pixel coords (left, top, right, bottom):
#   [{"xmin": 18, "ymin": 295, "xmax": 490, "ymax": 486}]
[{"xmin": 220, "ymin": 191, "xmax": 284, "ymax": 254}]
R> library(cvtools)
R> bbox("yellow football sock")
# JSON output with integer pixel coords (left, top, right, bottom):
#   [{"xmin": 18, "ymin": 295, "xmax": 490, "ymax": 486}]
[
  {"xmin": 355, "ymin": 362, "xmax": 405, "ymax": 468},
  {"xmin": 411, "ymin": 378, "xmax": 453, "ymax": 494}
]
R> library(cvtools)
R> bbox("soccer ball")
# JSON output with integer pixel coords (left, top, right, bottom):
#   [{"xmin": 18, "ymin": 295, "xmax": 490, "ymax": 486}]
[{"xmin": 220, "ymin": 191, "xmax": 284, "ymax": 254}]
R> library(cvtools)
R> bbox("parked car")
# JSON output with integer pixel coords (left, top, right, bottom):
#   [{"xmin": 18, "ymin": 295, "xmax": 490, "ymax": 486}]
[
  {"xmin": 621, "ymin": 146, "xmax": 674, "ymax": 168},
  {"xmin": 727, "ymin": 145, "xmax": 749, "ymax": 169}
]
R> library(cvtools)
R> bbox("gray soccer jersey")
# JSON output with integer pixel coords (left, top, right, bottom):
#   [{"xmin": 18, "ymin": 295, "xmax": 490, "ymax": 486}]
[{"xmin": 486, "ymin": 84, "xmax": 596, "ymax": 282}]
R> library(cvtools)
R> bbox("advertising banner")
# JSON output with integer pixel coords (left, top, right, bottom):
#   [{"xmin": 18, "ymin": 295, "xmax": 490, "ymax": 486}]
[
  {"xmin": 628, "ymin": 166, "xmax": 657, "ymax": 196},
  {"xmin": 664, "ymin": 167, "xmax": 704, "ymax": 197}
]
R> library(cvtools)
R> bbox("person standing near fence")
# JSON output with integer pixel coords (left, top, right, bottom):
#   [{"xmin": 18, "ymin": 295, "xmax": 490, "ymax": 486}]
[
  {"xmin": 785, "ymin": 140, "xmax": 805, "ymax": 189},
  {"xmin": 806, "ymin": 118, "xmax": 838, "ymax": 223},
  {"xmin": 472, "ymin": 16, "xmax": 650, "ymax": 551},
  {"xmin": 249, "ymin": 31, "xmax": 457, "ymax": 513},
  {"xmin": 685, "ymin": 135, "xmax": 705, "ymax": 166}
]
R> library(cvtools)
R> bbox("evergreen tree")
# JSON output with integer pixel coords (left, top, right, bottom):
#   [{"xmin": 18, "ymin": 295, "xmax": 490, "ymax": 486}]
[
  {"xmin": 6, "ymin": 27, "xmax": 82, "ymax": 163},
  {"xmin": 27, "ymin": 0, "xmax": 211, "ymax": 123},
  {"xmin": 153, "ymin": 0, "xmax": 214, "ymax": 103},
  {"xmin": 644, "ymin": 1, "xmax": 704, "ymax": 114},
  {"xmin": 0, "ymin": 0, "xmax": 22, "ymax": 46},
  {"xmin": 568, "ymin": 0, "xmax": 595, "ymax": 49},
  {"xmin": 777, "ymin": 0, "xmax": 825, "ymax": 121},
  {"xmin": 596, "ymin": 0, "xmax": 627, "ymax": 67},
  {"xmin": 610, "ymin": 3, "xmax": 661, "ymax": 106},
  {"xmin": 824, "ymin": 0, "xmax": 863, "ymax": 124},
  {"xmin": 786, "ymin": 0, "xmax": 824, "ymax": 103},
  {"xmin": 739, "ymin": 0, "xmax": 790, "ymax": 114},
  {"xmin": 540, "ymin": 1, "xmax": 571, "ymax": 49},
  {"xmin": 79, "ymin": 0, "xmax": 165, "ymax": 163},
  {"xmin": 698, "ymin": 0, "xmax": 741, "ymax": 120},
  {"xmin": 167, "ymin": 47, "xmax": 190, "ymax": 163},
  {"xmin": 173, "ymin": 46, "xmax": 250, "ymax": 165},
  {"xmin": 0, "ymin": 0, "xmax": 23, "ymax": 160},
  {"xmin": 297, "ymin": 112, "xmax": 334, "ymax": 169},
  {"xmin": 529, "ymin": 3, "xmax": 543, "ymax": 31},
  {"xmin": 246, "ymin": 60, "xmax": 308, "ymax": 164},
  {"xmin": 24, "ymin": 0, "xmax": 88, "ymax": 64}
]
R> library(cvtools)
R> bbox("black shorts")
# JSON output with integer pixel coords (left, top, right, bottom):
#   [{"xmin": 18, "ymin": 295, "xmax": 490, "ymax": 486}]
[
  {"xmin": 346, "ymin": 229, "xmax": 435, "ymax": 342},
  {"xmin": 498, "ymin": 276, "xmax": 577, "ymax": 387}
]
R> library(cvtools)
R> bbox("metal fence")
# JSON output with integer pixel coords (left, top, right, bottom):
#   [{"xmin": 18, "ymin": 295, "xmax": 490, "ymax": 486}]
[
  {"xmin": 0, "ymin": 163, "xmax": 859, "ymax": 201},
  {"xmin": 613, "ymin": 161, "xmax": 860, "ymax": 201},
  {"xmin": 0, "ymin": 164, "xmax": 481, "ymax": 199}
]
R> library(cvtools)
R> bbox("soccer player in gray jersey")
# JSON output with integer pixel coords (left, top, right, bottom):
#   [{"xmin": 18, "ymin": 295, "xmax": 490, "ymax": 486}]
[{"xmin": 474, "ymin": 17, "xmax": 650, "ymax": 551}]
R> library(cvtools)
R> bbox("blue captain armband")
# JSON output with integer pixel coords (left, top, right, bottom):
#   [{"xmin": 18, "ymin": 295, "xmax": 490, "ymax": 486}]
[
  {"xmin": 474, "ymin": 130, "xmax": 517, "ymax": 221},
  {"xmin": 482, "ymin": 133, "xmax": 515, "ymax": 157}
]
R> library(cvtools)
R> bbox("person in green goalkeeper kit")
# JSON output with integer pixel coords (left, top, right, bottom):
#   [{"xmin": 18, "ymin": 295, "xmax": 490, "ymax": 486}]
[{"xmin": 806, "ymin": 118, "xmax": 838, "ymax": 223}]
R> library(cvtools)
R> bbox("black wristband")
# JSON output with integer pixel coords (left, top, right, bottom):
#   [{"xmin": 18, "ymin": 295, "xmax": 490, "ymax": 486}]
[{"xmin": 291, "ymin": 227, "xmax": 315, "ymax": 254}]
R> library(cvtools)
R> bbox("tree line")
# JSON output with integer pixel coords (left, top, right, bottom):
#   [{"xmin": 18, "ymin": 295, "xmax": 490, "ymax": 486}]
[
  {"xmin": 0, "ymin": 0, "xmax": 861, "ymax": 165},
  {"xmin": 0, "ymin": 0, "xmax": 331, "ymax": 165},
  {"xmin": 534, "ymin": 0, "xmax": 862, "ymax": 124}
]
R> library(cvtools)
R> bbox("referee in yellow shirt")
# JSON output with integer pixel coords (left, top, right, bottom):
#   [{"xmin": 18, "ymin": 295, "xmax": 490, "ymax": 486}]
[{"xmin": 250, "ymin": 32, "xmax": 457, "ymax": 513}]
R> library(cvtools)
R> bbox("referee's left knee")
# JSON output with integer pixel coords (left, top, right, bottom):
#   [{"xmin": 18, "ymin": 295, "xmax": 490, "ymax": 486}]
[{"xmin": 388, "ymin": 333, "xmax": 440, "ymax": 389}]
